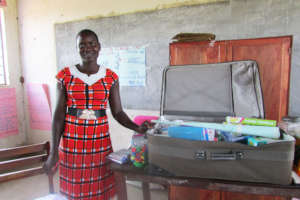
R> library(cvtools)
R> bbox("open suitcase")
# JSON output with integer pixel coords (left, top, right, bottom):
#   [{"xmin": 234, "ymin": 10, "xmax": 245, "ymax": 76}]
[{"xmin": 147, "ymin": 61, "xmax": 295, "ymax": 185}]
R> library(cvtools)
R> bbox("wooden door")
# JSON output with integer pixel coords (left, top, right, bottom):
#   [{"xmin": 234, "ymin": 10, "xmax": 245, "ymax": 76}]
[
  {"xmin": 226, "ymin": 36, "xmax": 292, "ymax": 121},
  {"xmin": 221, "ymin": 192, "xmax": 289, "ymax": 200},
  {"xmin": 170, "ymin": 36, "xmax": 292, "ymax": 121},
  {"xmin": 168, "ymin": 36, "xmax": 292, "ymax": 200},
  {"xmin": 169, "ymin": 41, "xmax": 227, "ymax": 65},
  {"xmin": 169, "ymin": 186, "xmax": 221, "ymax": 200}
]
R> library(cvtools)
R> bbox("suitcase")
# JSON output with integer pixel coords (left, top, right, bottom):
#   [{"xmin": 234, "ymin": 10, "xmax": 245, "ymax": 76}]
[{"xmin": 148, "ymin": 60, "xmax": 295, "ymax": 185}]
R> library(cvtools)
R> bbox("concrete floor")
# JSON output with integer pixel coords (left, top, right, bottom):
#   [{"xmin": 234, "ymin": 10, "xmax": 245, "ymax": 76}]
[{"xmin": 0, "ymin": 172, "xmax": 168, "ymax": 200}]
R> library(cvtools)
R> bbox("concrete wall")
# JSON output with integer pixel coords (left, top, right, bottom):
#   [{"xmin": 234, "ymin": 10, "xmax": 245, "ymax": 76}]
[
  {"xmin": 18, "ymin": 0, "xmax": 214, "ymax": 148},
  {"xmin": 0, "ymin": 0, "xmax": 25, "ymax": 148},
  {"xmin": 15, "ymin": 0, "xmax": 300, "ymax": 149}
]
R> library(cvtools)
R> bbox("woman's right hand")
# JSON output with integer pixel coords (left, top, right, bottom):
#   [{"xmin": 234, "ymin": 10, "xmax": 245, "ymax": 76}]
[{"xmin": 43, "ymin": 152, "xmax": 59, "ymax": 175}]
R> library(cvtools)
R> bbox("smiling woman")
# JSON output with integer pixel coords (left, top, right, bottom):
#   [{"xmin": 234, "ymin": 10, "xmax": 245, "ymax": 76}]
[{"xmin": 43, "ymin": 29, "xmax": 152, "ymax": 200}]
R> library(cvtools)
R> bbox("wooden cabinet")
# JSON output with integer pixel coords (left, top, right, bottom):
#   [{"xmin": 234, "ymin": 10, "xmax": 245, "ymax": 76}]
[
  {"xmin": 221, "ymin": 191, "xmax": 289, "ymax": 200},
  {"xmin": 170, "ymin": 41, "xmax": 227, "ymax": 65},
  {"xmin": 170, "ymin": 36, "xmax": 292, "ymax": 122},
  {"xmin": 169, "ymin": 36, "xmax": 292, "ymax": 200},
  {"xmin": 169, "ymin": 186, "xmax": 221, "ymax": 200}
]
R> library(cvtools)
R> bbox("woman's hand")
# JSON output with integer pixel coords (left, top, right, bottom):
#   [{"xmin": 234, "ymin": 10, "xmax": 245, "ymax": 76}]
[
  {"xmin": 43, "ymin": 152, "xmax": 59, "ymax": 175},
  {"xmin": 136, "ymin": 121, "xmax": 154, "ymax": 134}
]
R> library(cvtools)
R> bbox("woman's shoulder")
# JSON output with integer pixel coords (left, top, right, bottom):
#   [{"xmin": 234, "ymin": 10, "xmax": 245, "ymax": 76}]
[
  {"xmin": 58, "ymin": 66, "xmax": 72, "ymax": 75},
  {"xmin": 56, "ymin": 66, "xmax": 72, "ymax": 81},
  {"xmin": 105, "ymin": 67, "xmax": 117, "ymax": 76},
  {"xmin": 104, "ymin": 67, "xmax": 119, "ymax": 84}
]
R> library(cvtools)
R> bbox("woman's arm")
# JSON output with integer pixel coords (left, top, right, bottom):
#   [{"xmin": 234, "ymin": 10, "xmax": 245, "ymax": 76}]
[
  {"xmin": 109, "ymin": 80, "xmax": 148, "ymax": 133},
  {"xmin": 44, "ymin": 82, "xmax": 67, "ymax": 174}
]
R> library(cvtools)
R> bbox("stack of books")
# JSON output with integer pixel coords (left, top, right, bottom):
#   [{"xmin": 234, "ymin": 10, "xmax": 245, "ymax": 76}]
[{"xmin": 107, "ymin": 149, "xmax": 131, "ymax": 164}]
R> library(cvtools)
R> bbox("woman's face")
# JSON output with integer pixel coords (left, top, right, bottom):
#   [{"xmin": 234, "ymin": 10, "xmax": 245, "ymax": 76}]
[{"xmin": 77, "ymin": 33, "xmax": 100, "ymax": 62}]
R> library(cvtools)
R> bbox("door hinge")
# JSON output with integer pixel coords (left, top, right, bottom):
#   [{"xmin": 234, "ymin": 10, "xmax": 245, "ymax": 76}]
[{"xmin": 20, "ymin": 76, "xmax": 24, "ymax": 84}]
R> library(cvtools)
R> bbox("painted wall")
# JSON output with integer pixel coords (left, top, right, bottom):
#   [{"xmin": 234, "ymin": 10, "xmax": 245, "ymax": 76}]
[
  {"xmin": 18, "ymin": 0, "xmax": 216, "ymax": 148},
  {"xmin": 0, "ymin": 0, "xmax": 25, "ymax": 148},
  {"xmin": 16, "ymin": 0, "xmax": 300, "ymax": 149}
]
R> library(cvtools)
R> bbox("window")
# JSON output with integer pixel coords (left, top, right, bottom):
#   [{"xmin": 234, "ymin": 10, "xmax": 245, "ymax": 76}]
[{"xmin": 0, "ymin": 8, "xmax": 7, "ymax": 85}]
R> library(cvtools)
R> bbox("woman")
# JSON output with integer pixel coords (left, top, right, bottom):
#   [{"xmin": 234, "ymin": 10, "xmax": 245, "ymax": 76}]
[{"xmin": 44, "ymin": 29, "xmax": 150, "ymax": 200}]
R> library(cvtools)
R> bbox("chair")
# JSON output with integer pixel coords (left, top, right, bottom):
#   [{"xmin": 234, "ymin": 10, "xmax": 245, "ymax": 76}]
[{"xmin": 0, "ymin": 141, "xmax": 61, "ymax": 199}]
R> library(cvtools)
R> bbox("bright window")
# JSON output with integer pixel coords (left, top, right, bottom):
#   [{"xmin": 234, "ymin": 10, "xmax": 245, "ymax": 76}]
[{"xmin": 0, "ymin": 8, "xmax": 7, "ymax": 85}]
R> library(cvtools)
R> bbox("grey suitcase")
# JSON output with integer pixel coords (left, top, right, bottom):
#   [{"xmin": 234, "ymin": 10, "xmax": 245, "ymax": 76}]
[{"xmin": 148, "ymin": 60, "xmax": 295, "ymax": 185}]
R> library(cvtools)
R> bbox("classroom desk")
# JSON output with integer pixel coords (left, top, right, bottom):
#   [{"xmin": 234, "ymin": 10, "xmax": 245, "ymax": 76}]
[{"xmin": 110, "ymin": 162, "xmax": 300, "ymax": 200}]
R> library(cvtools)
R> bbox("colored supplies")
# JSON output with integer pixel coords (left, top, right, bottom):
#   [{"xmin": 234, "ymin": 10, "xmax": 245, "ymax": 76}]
[
  {"xmin": 107, "ymin": 149, "xmax": 131, "ymax": 164},
  {"xmin": 168, "ymin": 126, "xmax": 217, "ymax": 141},
  {"xmin": 130, "ymin": 134, "xmax": 147, "ymax": 168},
  {"xmin": 247, "ymin": 137, "xmax": 268, "ymax": 146},
  {"xmin": 226, "ymin": 116, "xmax": 277, "ymax": 127},
  {"xmin": 152, "ymin": 119, "xmax": 280, "ymax": 139}
]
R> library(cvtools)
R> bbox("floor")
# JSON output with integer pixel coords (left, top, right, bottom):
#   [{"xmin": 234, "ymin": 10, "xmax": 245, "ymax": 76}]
[{"xmin": 0, "ymin": 172, "xmax": 168, "ymax": 200}]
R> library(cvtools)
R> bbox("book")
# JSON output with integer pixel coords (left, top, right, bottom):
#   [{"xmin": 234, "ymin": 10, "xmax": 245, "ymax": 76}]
[{"xmin": 107, "ymin": 149, "xmax": 131, "ymax": 164}]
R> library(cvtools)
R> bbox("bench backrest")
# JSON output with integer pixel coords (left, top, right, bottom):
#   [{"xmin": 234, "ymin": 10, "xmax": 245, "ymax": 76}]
[{"xmin": 0, "ymin": 142, "xmax": 54, "ymax": 193}]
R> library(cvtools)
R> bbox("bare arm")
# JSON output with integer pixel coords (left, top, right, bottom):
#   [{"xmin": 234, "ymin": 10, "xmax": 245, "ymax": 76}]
[
  {"xmin": 44, "ymin": 82, "xmax": 67, "ymax": 173},
  {"xmin": 109, "ymin": 80, "xmax": 148, "ymax": 133}
]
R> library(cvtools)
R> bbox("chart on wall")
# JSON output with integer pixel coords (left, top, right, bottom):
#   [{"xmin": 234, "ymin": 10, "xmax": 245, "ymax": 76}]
[
  {"xmin": 26, "ymin": 83, "xmax": 52, "ymax": 131},
  {"xmin": 99, "ymin": 46, "xmax": 146, "ymax": 86},
  {"xmin": 0, "ymin": 88, "xmax": 19, "ymax": 138}
]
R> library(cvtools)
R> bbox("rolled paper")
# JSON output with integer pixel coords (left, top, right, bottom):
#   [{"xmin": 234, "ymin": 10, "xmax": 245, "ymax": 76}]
[
  {"xmin": 152, "ymin": 119, "xmax": 280, "ymax": 139},
  {"xmin": 226, "ymin": 116, "xmax": 277, "ymax": 127}
]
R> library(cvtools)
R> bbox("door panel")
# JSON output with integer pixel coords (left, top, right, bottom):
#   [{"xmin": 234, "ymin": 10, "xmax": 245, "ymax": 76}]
[
  {"xmin": 169, "ymin": 185, "xmax": 221, "ymax": 200},
  {"xmin": 226, "ymin": 36, "xmax": 292, "ymax": 121},
  {"xmin": 170, "ymin": 36, "xmax": 292, "ymax": 121},
  {"xmin": 168, "ymin": 36, "xmax": 292, "ymax": 200},
  {"xmin": 170, "ymin": 41, "xmax": 227, "ymax": 65},
  {"xmin": 221, "ymin": 191, "xmax": 289, "ymax": 200}
]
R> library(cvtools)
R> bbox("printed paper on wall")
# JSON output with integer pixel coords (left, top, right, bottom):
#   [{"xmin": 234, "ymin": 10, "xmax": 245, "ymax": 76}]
[
  {"xmin": 0, "ymin": 88, "xmax": 19, "ymax": 138},
  {"xmin": 27, "ymin": 83, "xmax": 52, "ymax": 131}
]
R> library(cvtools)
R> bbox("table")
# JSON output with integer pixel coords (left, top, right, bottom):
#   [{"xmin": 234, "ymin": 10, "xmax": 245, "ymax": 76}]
[{"xmin": 110, "ymin": 162, "xmax": 300, "ymax": 200}]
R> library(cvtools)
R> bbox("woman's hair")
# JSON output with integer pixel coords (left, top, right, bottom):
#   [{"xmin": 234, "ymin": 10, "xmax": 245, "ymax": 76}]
[{"xmin": 76, "ymin": 29, "xmax": 99, "ymax": 43}]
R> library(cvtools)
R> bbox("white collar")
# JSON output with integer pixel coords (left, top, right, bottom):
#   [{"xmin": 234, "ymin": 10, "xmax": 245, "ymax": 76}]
[{"xmin": 69, "ymin": 65, "xmax": 106, "ymax": 86}]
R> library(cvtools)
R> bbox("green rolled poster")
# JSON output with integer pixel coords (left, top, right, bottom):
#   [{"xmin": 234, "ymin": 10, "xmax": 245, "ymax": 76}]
[{"xmin": 226, "ymin": 117, "xmax": 277, "ymax": 127}]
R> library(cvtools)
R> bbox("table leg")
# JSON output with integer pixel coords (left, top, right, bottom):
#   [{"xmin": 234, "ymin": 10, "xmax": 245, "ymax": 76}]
[
  {"xmin": 48, "ymin": 173, "xmax": 54, "ymax": 194},
  {"xmin": 142, "ymin": 182, "xmax": 150, "ymax": 200},
  {"xmin": 114, "ymin": 171, "xmax": 127, "ymax": 200}
]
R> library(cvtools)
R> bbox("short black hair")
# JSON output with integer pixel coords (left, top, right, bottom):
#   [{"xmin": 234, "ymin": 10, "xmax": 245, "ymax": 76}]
[{"xmin": 76, "ymin": 29, "xmax": 99, "ymax": 43}]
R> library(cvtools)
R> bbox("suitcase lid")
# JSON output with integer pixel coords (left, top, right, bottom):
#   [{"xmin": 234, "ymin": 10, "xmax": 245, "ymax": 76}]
[{"xmin": 160, "ymin": 61, "xmax": 264, "ymax": 122}]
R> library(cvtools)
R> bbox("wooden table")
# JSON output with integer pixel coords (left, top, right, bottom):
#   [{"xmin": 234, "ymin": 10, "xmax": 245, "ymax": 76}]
[{"xmin": 110, "ymin": 162, "xmax": 300, "ymax": 200}]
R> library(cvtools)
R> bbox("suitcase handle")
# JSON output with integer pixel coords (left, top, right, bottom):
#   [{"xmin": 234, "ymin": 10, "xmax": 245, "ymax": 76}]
[{"xmin": 210, "ymin": 152, "xmax": 244, "ymax": 160}]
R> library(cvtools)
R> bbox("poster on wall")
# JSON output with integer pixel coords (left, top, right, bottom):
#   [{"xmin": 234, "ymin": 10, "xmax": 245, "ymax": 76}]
[
  {"xmin": 27, "ymin": 83, "xmax": 52, "ymax": 131},
  {"xmin": 0, "ymin": 0, "xmax": 6, "ymax": 7},
  {"xmin": 99, "ymin": 46, "xmax": 146, "ymax": 86},
  {"xmin": 0, "ymin": 88, "xmax": 19, "ymax": 138}
]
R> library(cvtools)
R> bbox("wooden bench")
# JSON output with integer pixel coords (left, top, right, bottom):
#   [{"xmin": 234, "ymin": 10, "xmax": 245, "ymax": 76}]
[{"xmin": 0, "ymin": 141, "xmax": 54, "ymax": 193}]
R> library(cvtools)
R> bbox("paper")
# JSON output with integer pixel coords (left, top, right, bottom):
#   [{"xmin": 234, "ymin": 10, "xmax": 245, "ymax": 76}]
[
  {"xmin": 99, "ymin": 46, "xmax": 146, "ymax": 86},
  {"xmin": 42, "ymin": 84, "xmax": 52, "ymax": 113},
  {"xmin": 0, "ymin": 88, "xmax": 19, "ymax": 137},
  {"xmin": 0, "ymin": 0, "xmax": 7, "ymax": 7},
  {"xmin": 27, "ymin": 83, "xmax": 52, "ymax": 131}
]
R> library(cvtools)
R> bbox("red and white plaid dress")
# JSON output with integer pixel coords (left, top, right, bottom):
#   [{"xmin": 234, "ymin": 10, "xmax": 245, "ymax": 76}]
[{"xmin": 56, "ymin": 66, "xmax": 117, "ymax": 200}]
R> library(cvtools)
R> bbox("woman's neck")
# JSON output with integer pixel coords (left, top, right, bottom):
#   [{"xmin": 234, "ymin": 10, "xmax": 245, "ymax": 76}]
[{"xmin": 76, "ymin": 62, "xmax": 99, "ymax": 76}]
